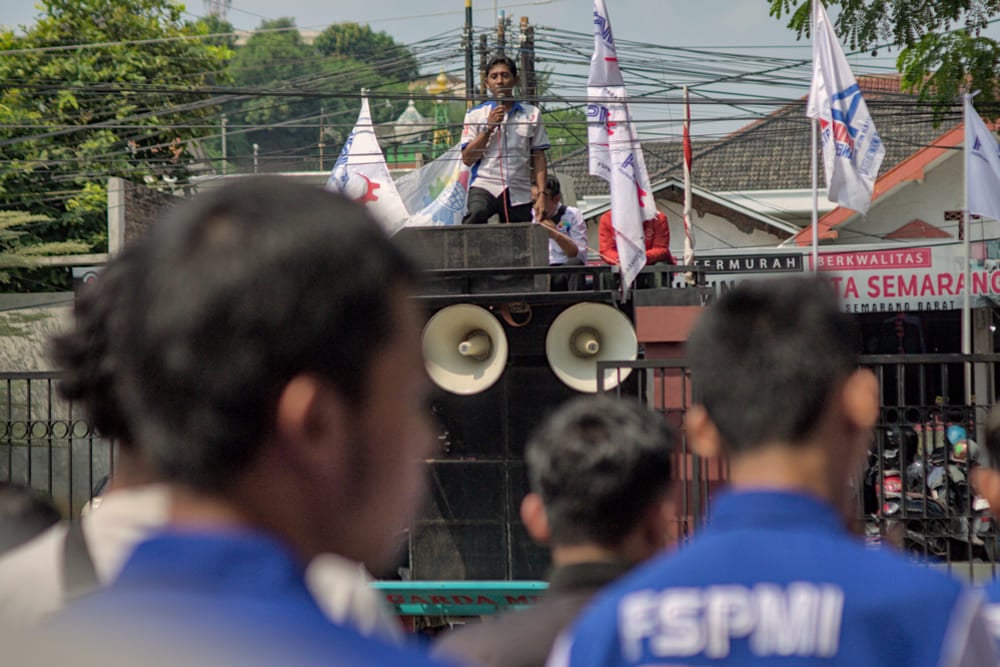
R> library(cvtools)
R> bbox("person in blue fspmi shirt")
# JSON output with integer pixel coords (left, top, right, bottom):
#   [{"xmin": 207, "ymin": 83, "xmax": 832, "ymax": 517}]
[
  {"xmin": 550, "ymin": 277, "xmax": 997, "ymax": 667},
  {"xmin": 48, "ymin": 179, "xmax": 450, "ymax": 667}
]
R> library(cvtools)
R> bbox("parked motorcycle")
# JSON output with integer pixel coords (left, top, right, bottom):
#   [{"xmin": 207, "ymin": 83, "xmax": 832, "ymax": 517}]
[{"xmin": 862, "ymin": 424, "xmax": 996, "ymax": 561}]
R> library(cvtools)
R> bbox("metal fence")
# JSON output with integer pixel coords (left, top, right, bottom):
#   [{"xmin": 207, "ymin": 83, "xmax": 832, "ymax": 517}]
[
  {"xmin": 598, "ymin": 354, "xmax": 1000, "ymax": 581},
  {"xmin": 8, "ymin": 356, "xmax": 1000, "ymax": 580},
  {"xmin": 0, "ymin": 372, "xmax": 113, "ymax": 518}
]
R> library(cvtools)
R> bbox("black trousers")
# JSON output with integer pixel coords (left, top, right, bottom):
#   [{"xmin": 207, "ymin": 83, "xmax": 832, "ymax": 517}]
[
  {"xmin": 463, "ymin": 187, "xmax": 533, "ymax": 224},
  {"xmin": 550, "ymin": 256, "xmax": 585, "ymax": 292}
]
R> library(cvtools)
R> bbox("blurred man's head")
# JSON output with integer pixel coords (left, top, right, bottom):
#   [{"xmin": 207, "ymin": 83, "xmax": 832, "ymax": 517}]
[
  {"xmin": 521, "ymin": 396, "xmax": 675, "ymax": 565},
  {"xmin": 684, "ymin": 278, "xmax": 878, "ymax": 503},
  {"xmin": 50, "ymin": 241, "xmax": 156, "ymax": 490},
  {"xmin": 117, "ymin": 177, "xmax": 435, "ymax": 569},
  {"xmin": 51, "ymin": 241, "xmax": 149, "ymax": 446},
  {"xmin": 973, "ymin": 408, "xmax": 1000, "ymax": 515}
]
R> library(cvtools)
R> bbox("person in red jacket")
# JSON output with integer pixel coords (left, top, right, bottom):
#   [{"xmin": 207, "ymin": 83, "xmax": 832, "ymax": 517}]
[{"xmin": 598, "ymin": 210, "xmax": 674, "ymax": 287}]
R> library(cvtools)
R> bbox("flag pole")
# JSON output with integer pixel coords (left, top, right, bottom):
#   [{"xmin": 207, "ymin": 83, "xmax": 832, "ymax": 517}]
[
  {"xmin": 682, "ymin": 84, "xmax": 695, "ymax": 285},
  {"xmin": 810, "ymin": 1, "xmax": 820, "ymax": 273},
  {"xmin": 962, "ymin": 92, "xmax": 973, "ymax": 405},
  {"xmin": 811, "ymin": 118, "xmax": 819, "ymax": 273}
]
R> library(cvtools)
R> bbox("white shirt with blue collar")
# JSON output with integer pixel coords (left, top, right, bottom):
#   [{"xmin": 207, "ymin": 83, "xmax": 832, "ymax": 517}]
[{"xmin": 461, "ymin": 100, "xmax": 549, "ymax": 206}]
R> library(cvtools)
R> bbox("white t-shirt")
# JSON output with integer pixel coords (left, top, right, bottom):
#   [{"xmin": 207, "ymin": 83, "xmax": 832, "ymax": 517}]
[
  {"xmin": 0, "ymin": 484, "xmax": 404, "ymax": 645},
  {"xmin": 0, "ymin": 484, "xmax": 171, "ymax": 625},
  {"xmin": 541, "ymin": 204, "xmax": 588, "ymax": 265}
]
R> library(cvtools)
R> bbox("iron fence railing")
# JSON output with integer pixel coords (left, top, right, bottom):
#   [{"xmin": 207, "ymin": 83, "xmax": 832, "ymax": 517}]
[
  {"xmin": 0, "ymin": 372, "xmax": 112, "ymax": 519},
  {"xmin": 9, "ymin": 355, "xmax": 1000, "ymax": 581},
  {"xmin": 597, "ymin": 354, "xmax": 1000, "ymax": 580}
]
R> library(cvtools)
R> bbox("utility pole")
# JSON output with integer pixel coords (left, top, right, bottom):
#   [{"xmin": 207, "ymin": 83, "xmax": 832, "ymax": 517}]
[
  {"xmin": 497, "ymin": 9, "xmax": 506, "ymax": 55},
  {"xmin": 318, "ymin": 105, "xmax": 325, "ymax": 172},
  {"xmin": 221, "ymin": 114, "xmax": 228, "ymax": 176},
  {"xmin": 518, "ymin": 17, "xmax": 536, "ymax": 103},
  {"xmin": 479, "ymin": 33, "xmax": 488, "ymax": 98},
  {"xmin": 464, "ymin": 0, "xmax": 474, "ymax": 109}
]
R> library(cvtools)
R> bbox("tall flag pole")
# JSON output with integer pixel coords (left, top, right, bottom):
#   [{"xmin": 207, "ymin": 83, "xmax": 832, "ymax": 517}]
[
  {"xmin": 326, "ymin": 94, "xmax": 410, "ymax": 235},
  {"xmin": 963, "ymin": 93, "xmax": 973, "ymax": 403},
  {"xmin": 587, "ymin": 0, "xmax": 656, "ymax": 294},
  {"xmin": 809, "ymin": 0, "xmax": 820, "ymax": 271},
  {"xmin": 806, "ymin": 0, "xmax": 885, "ymax": 267},
  {"xmin": 682, "ymin": 85, "xmax": 695, "ymax": 277}
]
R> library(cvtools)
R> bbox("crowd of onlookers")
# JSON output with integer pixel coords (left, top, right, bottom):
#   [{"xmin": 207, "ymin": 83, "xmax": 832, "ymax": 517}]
[{"xmin": 0, "ymin": 176, "xmax": 999, "ymax": 667}]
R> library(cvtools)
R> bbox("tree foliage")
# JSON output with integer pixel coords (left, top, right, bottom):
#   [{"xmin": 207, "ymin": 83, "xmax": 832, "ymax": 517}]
[
  {"xmin": 0, "ymin": 212, "xmax": 89, "ymax": 285},
  {"xmin": 0, "ymin": 0, "xmax": 232, "ymax": 263},
  {"xmin": 543, "ymin": 107, "xmax": 588, "ymax": 161},
  {"xmin": 196, "ymin": 14, "xmax": 237, "ymax": 50},
  {"xmin": 229, "ymin": 18, "xmax": 406, "ymax": 170},
  {"xmin": 768, "ymin": 0, "xmax": 1000, "ymax": 116},
  {"xmin": 314, "ymin": 23, "xmax": 419, "ymax": 81}
]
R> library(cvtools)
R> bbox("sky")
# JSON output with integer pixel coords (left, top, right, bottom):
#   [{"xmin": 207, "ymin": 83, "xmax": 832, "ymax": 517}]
[
  {"xmin": 0, "ymin": 0, "xmax": 920, "ymax": 140},
  {"xmin": 0, "ymin": 0, "xmax": 806, "ymax": 50}
]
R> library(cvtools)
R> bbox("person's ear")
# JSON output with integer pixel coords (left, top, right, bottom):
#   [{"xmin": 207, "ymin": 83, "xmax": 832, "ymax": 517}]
[
  {"xmin": 685, "ymin": 404, "xmax": 722, "ymax": 459},
  {"xmin": 520, "ymin": 492, "xmax": 551, "ymax": 546},
  {"xmin": 274, "ymin": 374, "xmax": 348, "ymax": 469},
  {"xmin": 842, "ymin": 368, "xmax": 879, "ymax": 432},
  {"xmin": 972, "ymin": 467, "xmax": 1000, "ymax": 515}
]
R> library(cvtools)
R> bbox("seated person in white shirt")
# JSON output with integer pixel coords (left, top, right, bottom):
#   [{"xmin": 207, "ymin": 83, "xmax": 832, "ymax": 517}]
[{"xmin": 534, "ymin": 175, "xmax": 588, "ymax": 291}]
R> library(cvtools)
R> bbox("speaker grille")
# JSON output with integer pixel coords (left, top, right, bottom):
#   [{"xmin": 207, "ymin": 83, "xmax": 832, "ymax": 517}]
[{"xmin": 411, "ymin": 298, "xmax": 637, "ymax": 581}]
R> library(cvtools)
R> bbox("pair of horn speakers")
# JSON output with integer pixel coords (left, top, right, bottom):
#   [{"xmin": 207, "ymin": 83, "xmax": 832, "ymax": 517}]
[{"xmin": 422, "ymin": 303, "xmax": 637, "ymax": 395}]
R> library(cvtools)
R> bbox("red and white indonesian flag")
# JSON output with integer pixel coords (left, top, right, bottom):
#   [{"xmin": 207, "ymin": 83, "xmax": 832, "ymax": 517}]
[
  {"xmin": 965, "ymin": 96, "xmax": 1000, "ymax": 221},
  {"xmin": 807, "ymin": 1, "xmax": 884, "ymax": 214},
  {"xmin": 326, "ymin": 97, "xmax": 410, "ymax": 234},
  {"xmin": 587, "ymin": 0, "xmax": 655, "ymax": 290},
  {"xmin": 682, "ymin": 86, "xmax": 695, "ymax": 267}
]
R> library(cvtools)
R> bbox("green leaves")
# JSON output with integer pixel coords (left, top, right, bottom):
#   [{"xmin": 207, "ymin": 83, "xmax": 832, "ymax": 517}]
[
  {"xmin": 223, "ymin": 18, "xmax": 420, "ymax": 163},
  {"xmin": 768, "ymin": 0, "xmax": 1000, "ymax": 119},
  {"xmin": 0, "ymin": 212, "xmax": 89, "ymax": 283},
  {"xmin": 314, "ymin": 23, "xmax": 420, "ymax": 81},
  {"xmin": 898, "ymin": 30, "xmax": 1000, "ymax": 115},
  {"xmin": 0, "ymin": 0, "xmax": 231, "ymax": 276}
]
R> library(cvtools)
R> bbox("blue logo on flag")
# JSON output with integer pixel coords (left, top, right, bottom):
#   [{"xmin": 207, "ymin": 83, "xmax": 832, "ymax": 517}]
[{"xmin": 821, "ymin": 84, "xmax": 863, "ymax": 159}]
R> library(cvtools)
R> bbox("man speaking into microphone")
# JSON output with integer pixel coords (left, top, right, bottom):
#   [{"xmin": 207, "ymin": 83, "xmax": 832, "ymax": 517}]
[{"xmin": 460, "ymin": 54, "xmax": 550, "ymax": 224}]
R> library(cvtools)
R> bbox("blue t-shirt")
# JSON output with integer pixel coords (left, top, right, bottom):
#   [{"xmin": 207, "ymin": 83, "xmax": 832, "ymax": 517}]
[
  {"xmin": 52, "ymin": 530, "xmax": 454, "ymax": 667},
  {"xmin": 551, "ymin": 491, "xmax": 995, "ymax": 667},
  {"xmin": 982, "ymin": 581, "xmax": 1000, "ymax": 645}
]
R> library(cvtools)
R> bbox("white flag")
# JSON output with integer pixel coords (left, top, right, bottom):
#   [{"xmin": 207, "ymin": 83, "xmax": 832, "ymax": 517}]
[
  {"xmin": 807, "ymin": 1, "xmax": 885, "ymax": 214},
  {"xmin": 587, "ymin": 0, "xmax": 654, "ymax": 291},
  {"xmin": 395, "ymin": 144, "xmax": 470, "ymax": 226},
  {"xmin": 326, "ymin": 97, "xmax": 410, "ymax": 234},
  {"xmin": 965, "ymin": 96, "xmax": 1000, "ymax": 221},
  {"xmin": 406, "ymin": 167, "xmax": 471, "ymax": 227}
]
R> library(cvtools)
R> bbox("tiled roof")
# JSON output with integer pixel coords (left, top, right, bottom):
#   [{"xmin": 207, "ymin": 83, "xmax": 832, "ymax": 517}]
[
  {"xmin": 790, "ymin": 123, "xmax": 965, "ymax": 244},
  {"xmin": 553, "ymin": 76, "xmax": 959, "ymax": 197}
]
